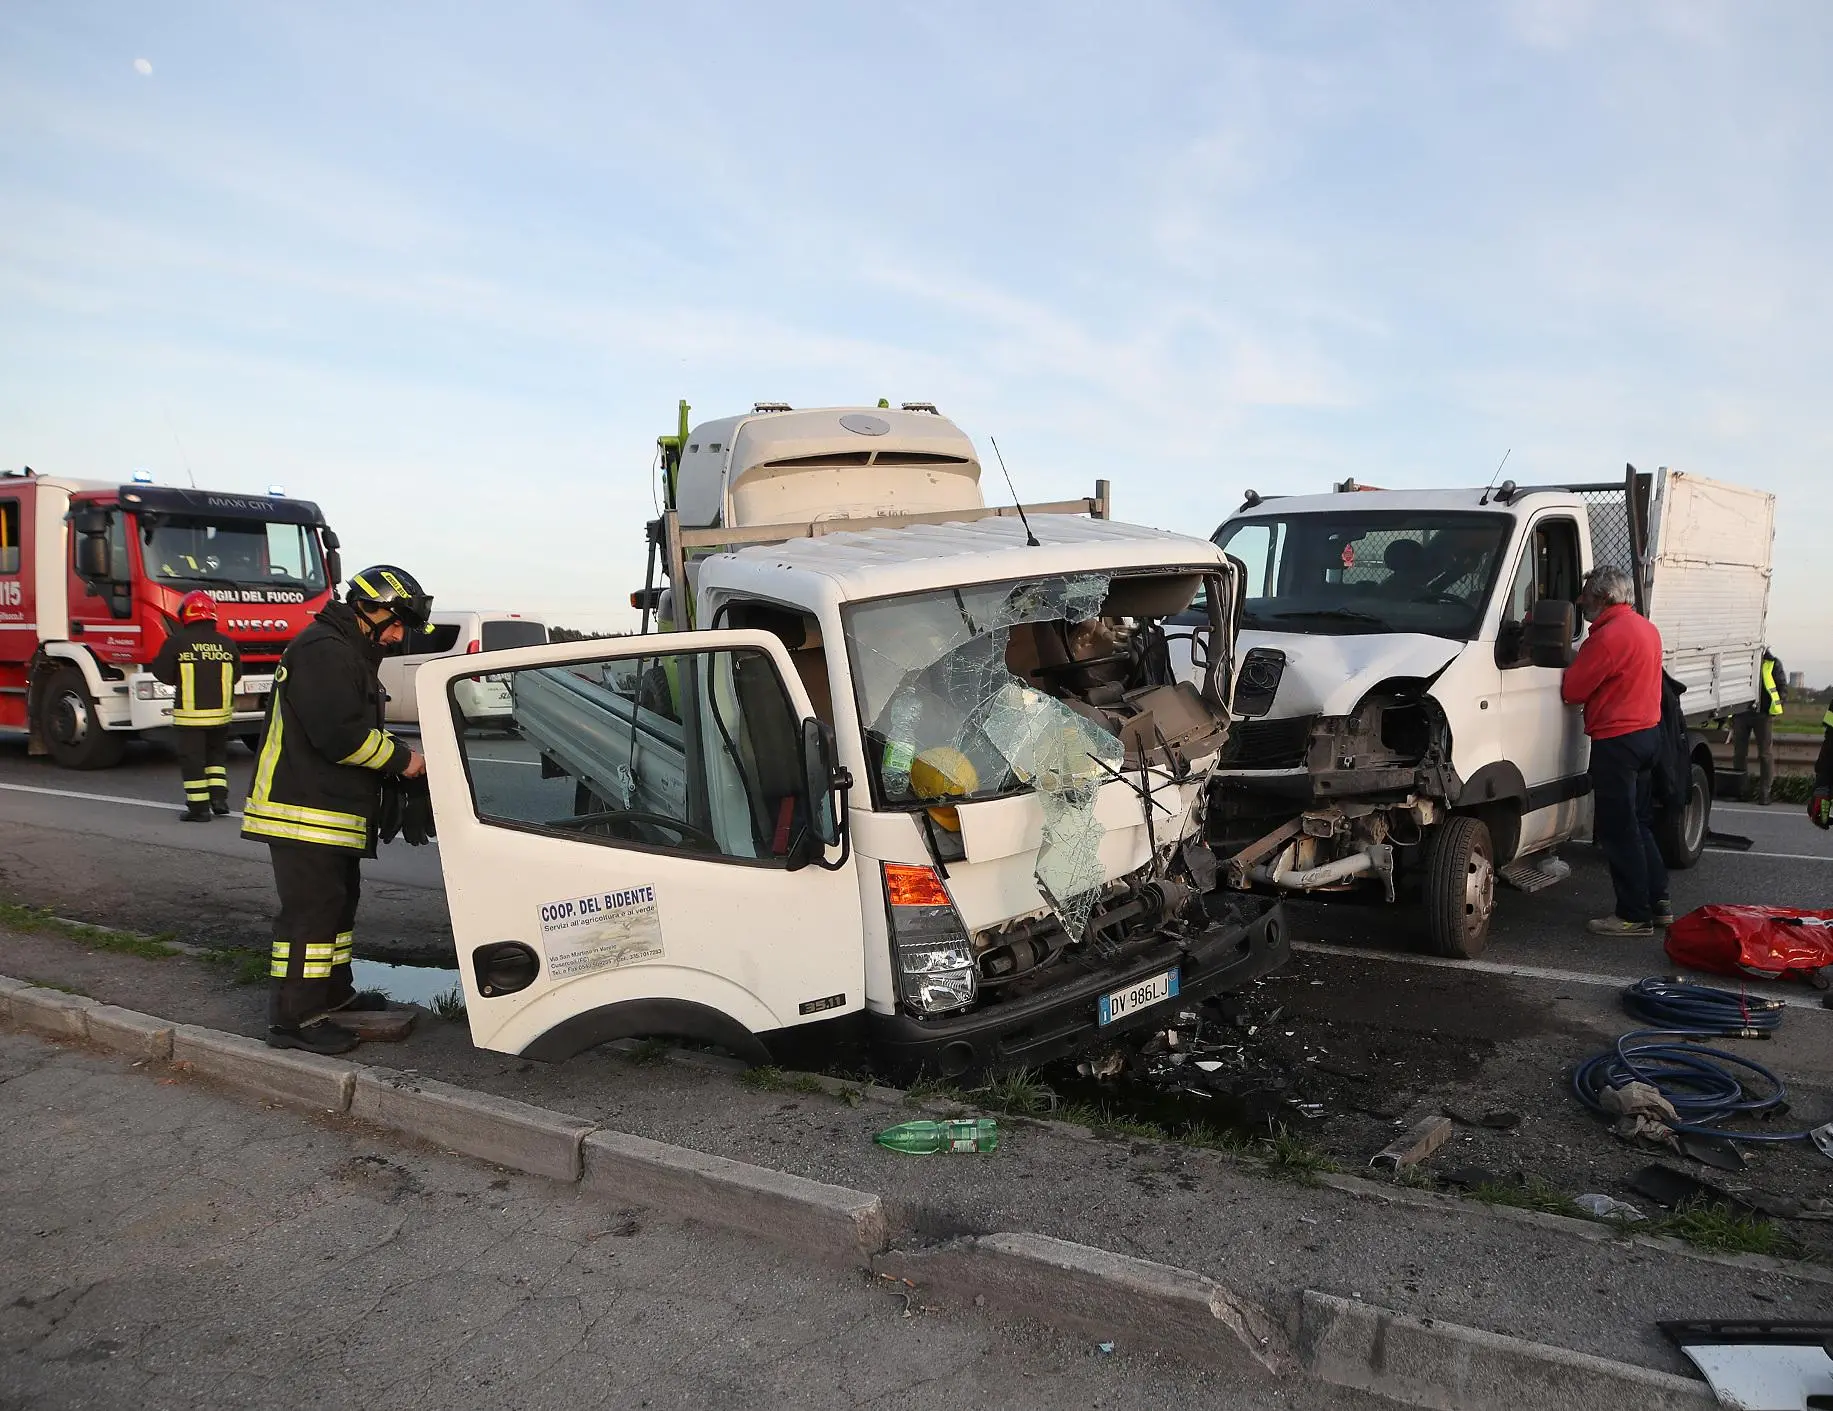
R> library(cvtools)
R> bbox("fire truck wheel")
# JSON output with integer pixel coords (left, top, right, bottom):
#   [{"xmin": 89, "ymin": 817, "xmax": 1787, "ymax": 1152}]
[{"xmin": 37, "ymin": 666, "xmax": 127, "ymax": 770}]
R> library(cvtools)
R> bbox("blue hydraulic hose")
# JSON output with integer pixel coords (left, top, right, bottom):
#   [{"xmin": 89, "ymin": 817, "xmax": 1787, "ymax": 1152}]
[
  {"xmin": 1571, "ymin": 979, "xmax": 1818, "ymax": 1145},
  {"xmin": 1618, "ymin": 977, "xmax": 1784, "ymax": 1035}
]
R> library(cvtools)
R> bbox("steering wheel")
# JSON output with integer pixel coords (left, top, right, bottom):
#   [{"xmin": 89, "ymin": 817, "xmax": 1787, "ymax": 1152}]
[{"xmin": 558, "ymin": 809, "xmax": 721, "ymax": 851}]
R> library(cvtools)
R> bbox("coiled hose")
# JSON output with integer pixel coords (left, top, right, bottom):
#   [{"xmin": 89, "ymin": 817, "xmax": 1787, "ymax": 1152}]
[{"xmin": 1572, "ymin": 979, "xmax": 1813, "ymax": 1144}]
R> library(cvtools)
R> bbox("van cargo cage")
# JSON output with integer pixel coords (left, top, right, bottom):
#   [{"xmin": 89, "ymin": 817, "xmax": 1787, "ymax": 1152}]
[
  {"xmin": 638, "ymin": 481, "xmax": 1114, "ymax": 628},
  {"xmin": 1483, "ymin": 466, "xmax": 1654, "ymax": 614}
]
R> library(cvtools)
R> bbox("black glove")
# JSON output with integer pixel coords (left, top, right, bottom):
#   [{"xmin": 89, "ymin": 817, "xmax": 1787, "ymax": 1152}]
[
  {"xmin": 377, "ymin": 776, "xmax": 406, "ymax": 845},
  {"xmin": 400, "ymin": 775, "xmax": 436, "ymax": 846}
]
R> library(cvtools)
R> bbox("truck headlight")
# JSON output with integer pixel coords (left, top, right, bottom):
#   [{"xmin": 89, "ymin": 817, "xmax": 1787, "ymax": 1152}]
[
  {"xmin": 882, "ymin": 863, "xmax": 978, "ymax": 1015},
  {"xmin": 134, "ymin": 681, "xmax": 176, "ymax": 700}
]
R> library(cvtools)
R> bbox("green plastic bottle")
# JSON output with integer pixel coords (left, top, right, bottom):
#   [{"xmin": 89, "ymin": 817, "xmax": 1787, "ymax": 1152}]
[{"xmin": 874, "ymin": 1118, "xmax": 999, "ymax": 1155}]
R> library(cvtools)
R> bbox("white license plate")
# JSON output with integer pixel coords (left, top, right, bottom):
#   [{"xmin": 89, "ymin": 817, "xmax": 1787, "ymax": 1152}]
[
  {"xmin": 1098, "ymin": 967, "xmax": 1180, "ymax": 1026},
  {"xmin": 237, "ymin": 677, "xmax": 274, "ymax": 694}
]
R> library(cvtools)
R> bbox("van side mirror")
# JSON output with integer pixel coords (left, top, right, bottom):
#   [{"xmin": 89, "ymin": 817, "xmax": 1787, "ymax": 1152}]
[
  {"xmin": 800, "ymin": 717, "xmax": 847, "ymax": 850},
  {"xmin": 76, "ymin": 535, "xmax": 112, "ymax": 581},
  {"xmin": 1524, "ymin": 599, "xmax": 1577, "ymax": 669}
]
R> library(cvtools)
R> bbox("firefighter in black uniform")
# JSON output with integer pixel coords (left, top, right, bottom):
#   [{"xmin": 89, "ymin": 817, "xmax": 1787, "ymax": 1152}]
[
  {"xmin": 1811, "ymin": 700, "xmax": 1833, "ymax": 831},
  {"xmin": 150, "ymin": 591, "xmax": 242, "ymax": 821},
  {"xmin": 241, "ymin": 565, "xmax": 434, "ymax": 1054}
]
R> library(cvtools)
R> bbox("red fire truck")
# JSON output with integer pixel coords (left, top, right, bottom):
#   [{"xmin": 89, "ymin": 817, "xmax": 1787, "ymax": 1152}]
[{"xmin": 0, "ymin": 470, "xmax": 343, "ymax": 769}]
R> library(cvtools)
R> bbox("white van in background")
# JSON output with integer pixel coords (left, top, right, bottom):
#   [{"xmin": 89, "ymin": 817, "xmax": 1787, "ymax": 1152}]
[{"xmin": 380, "ymin": 611, "xmax": 548, "ymax": 726}]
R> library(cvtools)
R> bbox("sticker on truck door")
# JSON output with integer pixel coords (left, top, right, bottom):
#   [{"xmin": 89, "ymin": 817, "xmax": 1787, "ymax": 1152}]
[{"xmin": 538, "ymin": 886, "xmax": 665, "ymax": 980}]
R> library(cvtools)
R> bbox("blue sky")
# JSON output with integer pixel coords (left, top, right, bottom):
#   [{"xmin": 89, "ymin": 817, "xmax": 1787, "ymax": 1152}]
[{"xmin": 2, "ymin": 1, "xmax": 1828, "ymax": 674}]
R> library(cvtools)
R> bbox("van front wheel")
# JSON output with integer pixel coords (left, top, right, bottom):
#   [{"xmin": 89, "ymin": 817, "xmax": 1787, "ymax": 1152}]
[{"xmin": 1423, "ymin": 814, "xmax": 1495, "ymax": 959}]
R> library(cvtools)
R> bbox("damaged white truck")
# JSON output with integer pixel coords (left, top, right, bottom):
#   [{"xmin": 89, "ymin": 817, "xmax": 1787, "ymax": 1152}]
[
  {"xmin": 417, "ymin": 402, "xmax": 1287, "ymax": 1077},
  {"xmin": 1187, "ymin": 468, "xmax": 1774, "ymax": 958}
]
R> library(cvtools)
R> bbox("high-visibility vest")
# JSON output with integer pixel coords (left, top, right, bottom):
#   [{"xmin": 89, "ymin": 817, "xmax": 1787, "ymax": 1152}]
[{"xmin": 1762, "ymin": 658, "xmax": 1783, "ymax": 716}]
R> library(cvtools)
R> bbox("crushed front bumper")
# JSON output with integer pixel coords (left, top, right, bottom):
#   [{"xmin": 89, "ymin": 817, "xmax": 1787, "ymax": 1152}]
[{"xmin": 864, "ymin": 897, "xmax": 1290, "ymax": 1080}]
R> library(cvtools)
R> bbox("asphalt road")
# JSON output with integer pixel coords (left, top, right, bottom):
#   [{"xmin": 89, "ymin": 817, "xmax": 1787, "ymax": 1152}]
[
  {"xmin": 2, "ymin": 728, "xmax": 1826, "ymax": 982},
  {"xmin": 0, "ymin": 1031, "xmax": 1388, "ymax": 1411},
  {"xmin": 0, "ymin": 732, "xmax": 454, "ymax": 962}
]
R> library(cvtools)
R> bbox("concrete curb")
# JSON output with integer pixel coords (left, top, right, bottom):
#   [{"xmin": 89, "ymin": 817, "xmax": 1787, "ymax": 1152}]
[
  {"xmin": 1297, "ymin": 1291, "xmax": 1715, "ymax": 1410},
  {"xmin": 7, "ymin": 985, "xmax": 95, "ymax": 1039},
  {"xmin": 875, "ymin": 1232, "xmax": 1293, "ymax": 1376},
  {"xmin": 583, "ymin": 1128, "xmax": 889, "ymax": 1264},
  {"xmin": 85, "ymin": 1005, "xmax": 175, "ymax": 1061},
  {"xmin": 353, "ymin": 1067, "xmax": 595, "ymax": 1182},
  {"xmin": 170, "ymin": 1024, "xmax": 358, "ymax": 1113},
  {"xmin": 0, "ymin": 974, "xmax": 1743, "ymax": 1408}
]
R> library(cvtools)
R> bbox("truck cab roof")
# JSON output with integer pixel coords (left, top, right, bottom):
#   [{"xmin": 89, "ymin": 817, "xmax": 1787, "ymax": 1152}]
[
  {"xmin": 705, "ymin": 513, "xmax": 1224, "ymax": 610},
  {"xmin": 1225, "ymin": 486, "xmax": 1585, "ymax": 521}
]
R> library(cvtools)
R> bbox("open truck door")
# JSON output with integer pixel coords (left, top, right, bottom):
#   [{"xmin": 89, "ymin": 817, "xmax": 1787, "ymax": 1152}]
[{"xmin": 416, "ymin": 630, "xmax": 863, "ymax": 1063}]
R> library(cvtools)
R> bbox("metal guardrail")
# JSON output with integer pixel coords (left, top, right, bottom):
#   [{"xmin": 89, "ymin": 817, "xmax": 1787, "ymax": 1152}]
[{"xmin": 1708, "ymin": 735, "xmax": 1820, "ymax": 770}]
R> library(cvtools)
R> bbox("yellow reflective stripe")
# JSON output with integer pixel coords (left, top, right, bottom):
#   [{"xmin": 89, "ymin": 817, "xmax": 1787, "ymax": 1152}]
[
  {"xmin": 204, "ymin": 766, "xmax": 228, "ymax": 780},
  {"xmin": 338, "ymin": 729, "xmax": 396, "ymax": 770},
  {"xmin": 1824, "ymin": 708, "xmax": 1833, "ymax": 730},
  {"xmin": 243, "ymin": 797, "xmax": 366, "ymax": 833},
  {"xmin": 250, "ymin": 692, "xmax": 286, "ymax": 805},
  {"xmin": 179, "ymin": 659, "xmax": 194, "ymax": 709},
  {"xmin": 271, "ymin": 941, "xmax": 336, "ymax": 978},
  {"xmin": 1762, "ymin": 660, "xmax": 1783, "ymax": 714},
  {"xmin": 174, "ymin": 708, "xmax": 235, "ymax": 725},
  {"xmin": 242, "ymin": 813, "xmax": 369, "ymax": 850},
  {"xmin": 332, "ymin": 932, "xmax": 353, "ymax": 964}
]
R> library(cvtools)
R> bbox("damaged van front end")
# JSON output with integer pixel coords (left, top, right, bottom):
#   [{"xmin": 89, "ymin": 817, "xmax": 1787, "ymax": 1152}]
[{"xmin": 834, "ymin": 560, "xmax": 1288, "ymax": 1079}]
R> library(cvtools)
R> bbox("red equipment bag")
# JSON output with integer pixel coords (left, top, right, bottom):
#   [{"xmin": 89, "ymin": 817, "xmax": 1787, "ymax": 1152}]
[{"xmin": 1664, "ymin": 905, "xmax": 1833, "ymax": 984}]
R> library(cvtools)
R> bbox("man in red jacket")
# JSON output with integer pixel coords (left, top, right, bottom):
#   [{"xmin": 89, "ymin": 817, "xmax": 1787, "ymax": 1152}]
[{"xmin": 1561, "ymin": 565, "xmax": 1670, "ymax": 937}]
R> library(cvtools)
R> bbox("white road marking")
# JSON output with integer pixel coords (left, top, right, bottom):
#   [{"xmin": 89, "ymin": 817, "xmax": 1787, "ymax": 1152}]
[
  {"xmin": 0, "ymin": 781, "xmax": 215, "ymax": 813},
  {"xmin": 1291, "ymin": 939, "xmax": 1831, "ymax": 1011},
  {"xmin": 469, "ymin": 756, "xmax": 543, "ymax": 767},
  {"xmin": 1705, "ymin": 848, "xmax": 1833, "ymax": 863}
]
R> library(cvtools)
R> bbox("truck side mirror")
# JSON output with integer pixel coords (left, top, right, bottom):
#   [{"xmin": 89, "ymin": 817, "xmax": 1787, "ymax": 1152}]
[
  {"xmin": 76, "ymin": 535, "xmax": 112, "ymax": 581},
  {"xmin": 1524, "ymin": 599, "xmax": 1577, "ymax": 669},
  {"xmin": 800, "ymin": 717, "xmax": 846, "ymax": 849}
]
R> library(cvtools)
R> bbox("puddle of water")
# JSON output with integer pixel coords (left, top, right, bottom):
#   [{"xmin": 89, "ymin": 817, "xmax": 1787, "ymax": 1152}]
[{"xmin": 350, "ymin": 959, "xmax": 462, "ymax": 1008}]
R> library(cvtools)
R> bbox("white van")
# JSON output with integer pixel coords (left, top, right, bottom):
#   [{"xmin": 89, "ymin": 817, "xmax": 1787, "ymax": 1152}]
[{"xmin": 379, "ymin": 611, "xmax": 548, "ymax": 725}]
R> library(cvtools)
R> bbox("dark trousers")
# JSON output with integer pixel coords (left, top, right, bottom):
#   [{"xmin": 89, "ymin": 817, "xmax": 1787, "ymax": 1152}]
[
  {"xmin": 174, "ymin": 726, "xmax": 230, "ymax": 812},
  {"xmin": 1589, "ymin": 727, "xmax": 1669, "ymax": 924},
  {"xmin": 267, "ymin": 843, "xmax": 362, "ymax": 1028},
  {"xmin": 1730, "ymin": 711, "xmax": 1775, "ymax": 802}
]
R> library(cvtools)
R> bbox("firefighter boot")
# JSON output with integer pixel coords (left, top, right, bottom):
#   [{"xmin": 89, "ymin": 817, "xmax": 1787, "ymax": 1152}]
[
  {"xmin": 210, "ymin": 791, "xmax": 231, "ymax": 816},
  {"xmin": 267, "ymin": 1019, "xmax": 360, "ymax": 1055},
  {"xmin": 180, "ymin": 803, "xmax": 213, "ymax": 823}
]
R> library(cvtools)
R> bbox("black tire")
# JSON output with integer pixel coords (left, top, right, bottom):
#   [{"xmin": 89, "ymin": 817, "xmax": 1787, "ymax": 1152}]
[
  {"xmin": 1423, "ymin": 813, "xmax": 1495, "ymax": 959},
  {"xmin": 1655, "ymin": 760, "xmax": 1710, "ymax": 871},
  {"xmin": 36, "ymin": 665, "xmax": 127, "ymax": 770}
]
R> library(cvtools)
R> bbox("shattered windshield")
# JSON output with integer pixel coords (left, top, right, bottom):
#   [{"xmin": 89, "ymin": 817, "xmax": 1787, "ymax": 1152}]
[
  {"xmin": 844, "ymin": 573, "xmax": 1152, "ymax": 941},
  {"xmin": 1215, "ymin": 510, "xmax": 1512, "ymax": 640}
]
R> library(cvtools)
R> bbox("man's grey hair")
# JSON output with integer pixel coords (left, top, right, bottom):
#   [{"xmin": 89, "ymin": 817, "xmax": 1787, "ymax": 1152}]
[{"xmin": 1582, "ymin": 565, "xmax": 1634, "ymax": 606}]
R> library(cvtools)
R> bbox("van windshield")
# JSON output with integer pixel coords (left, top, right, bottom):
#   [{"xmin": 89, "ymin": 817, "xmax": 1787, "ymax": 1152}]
[
  {"xmin": 1215, "ymin": 510, "xmax": 1512, "ymax": 640},
  {"xmin": 141, "ymin": 516, "xmax": 327, "ymax": 592}
]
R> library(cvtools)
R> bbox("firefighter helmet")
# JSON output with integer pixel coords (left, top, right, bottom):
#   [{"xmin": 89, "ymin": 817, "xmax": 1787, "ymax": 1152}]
[
  {"xmin": 347, "ymin": 565, "xmax": 435, "ymax": 636},
  {"xmin": 178, "ymin": 590, "xmax": 217, "ymax": 625}
]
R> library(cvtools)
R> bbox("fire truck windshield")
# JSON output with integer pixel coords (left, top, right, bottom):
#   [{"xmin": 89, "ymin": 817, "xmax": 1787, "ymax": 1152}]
[{"xmin": 140, "ymin": 516, "xmax": 327, "ymax": 592}]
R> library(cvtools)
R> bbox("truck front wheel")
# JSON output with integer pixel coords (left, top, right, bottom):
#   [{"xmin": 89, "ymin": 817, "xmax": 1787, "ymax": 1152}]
[
  {"xmin": 37, "ymin": 666, "xmax": 127, "ymax": 770},
  {"xmin": 1423, "ymin": 814, "xmax": 1495, "ymax": 959}
]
